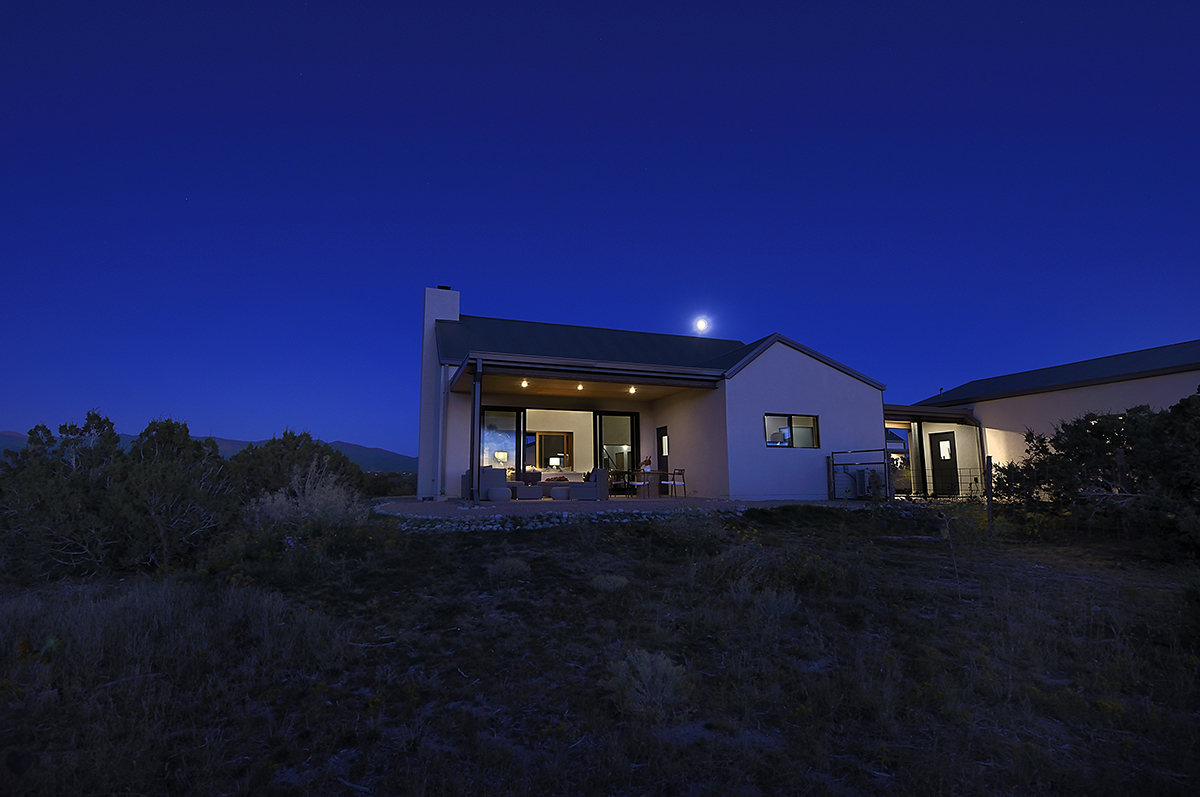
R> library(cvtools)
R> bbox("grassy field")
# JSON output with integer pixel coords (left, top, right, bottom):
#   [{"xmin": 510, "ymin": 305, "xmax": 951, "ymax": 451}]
[{"xmin": 1, "ymin": 504, "xmax": 1197, "ymax": 795}]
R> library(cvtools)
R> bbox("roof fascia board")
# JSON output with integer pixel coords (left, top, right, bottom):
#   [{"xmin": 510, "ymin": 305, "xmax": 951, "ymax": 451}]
[{"xmin": 723, "ymin": 334, "xmax": 887, "ymax": 391}]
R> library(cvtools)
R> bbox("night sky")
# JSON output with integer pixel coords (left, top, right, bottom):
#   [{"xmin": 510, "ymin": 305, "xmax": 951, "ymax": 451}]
[{"xmin": 4, "ymin": 1, "xmax": 1197, "ymax": 457}]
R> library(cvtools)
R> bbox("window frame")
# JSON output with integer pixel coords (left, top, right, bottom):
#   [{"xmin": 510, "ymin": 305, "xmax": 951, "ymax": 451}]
[{"xmin": 763, "ymin": 413, "xmax": 820, "ymax": 449}]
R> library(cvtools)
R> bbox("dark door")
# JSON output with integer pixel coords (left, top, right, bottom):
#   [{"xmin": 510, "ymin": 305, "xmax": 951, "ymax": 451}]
[
  {"xmin": 656, "ymin": 426, "xmax": 669, "ymax": 495},
  {"xmin": 929, "ymin": 431, "xmax": 959, "ymax": 496}
]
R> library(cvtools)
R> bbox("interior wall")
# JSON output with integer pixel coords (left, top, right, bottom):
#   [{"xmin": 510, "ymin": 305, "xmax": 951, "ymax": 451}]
[{"xmin": 525, "ymin": 409, "xmax": 595, "ymax": 472}]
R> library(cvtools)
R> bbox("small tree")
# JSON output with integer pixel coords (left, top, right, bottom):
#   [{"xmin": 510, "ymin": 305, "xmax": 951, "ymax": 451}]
[
  {"xmin": 0, "ymin": 411, "xmax": 126, "ymax": 574},
  {"xmin": 117, "ymin": 419, "xmax": 236, "ymax": 570}
]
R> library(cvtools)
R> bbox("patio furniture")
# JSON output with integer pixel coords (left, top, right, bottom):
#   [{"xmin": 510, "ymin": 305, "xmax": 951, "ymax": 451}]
[
  {"xmin": 569, "ymin": 469, "xmax": 609, "ymax": 501},
  {"xmin": 608, "ymin": 469, "xmax": 635, "ymax": 496},
  {"xmin": 662, "ymin": 468, "xmax": 686, "ymax": 497},
  {"xmin": 463, "ymin": 466, "xmax": 509, "ymax": 500},
  {"xmin": 550, "ymin": 486, "xmax": 571, "ymax": 500},
  {"xmin": 508, "ymin": 481, "xmax": 544, "ymax": 499},
  {"xmin": 630, "ymin": 470, "xmax": 663, "ymax": 498}
]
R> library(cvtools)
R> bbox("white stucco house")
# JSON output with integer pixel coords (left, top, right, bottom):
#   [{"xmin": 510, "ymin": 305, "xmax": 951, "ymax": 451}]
[
  {"xmin": 417, "ymin": 286, "xmax": 887, "ymax": 501},
  {"xmin": 885, "ymin": 339, "xmax": 1200, "ymax": 497}
]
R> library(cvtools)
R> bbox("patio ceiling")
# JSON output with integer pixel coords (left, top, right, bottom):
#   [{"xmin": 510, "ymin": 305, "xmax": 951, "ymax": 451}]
[
  {"xmin": 447, "ymin": 354, "xmax": 723, "ymax": 400},
  {"xmin": 479, "ymin": 373, "xmax": 691, "ymax": 401}
]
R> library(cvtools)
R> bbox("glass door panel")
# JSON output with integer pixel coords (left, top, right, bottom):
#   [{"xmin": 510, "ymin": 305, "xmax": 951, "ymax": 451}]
[
  {"xmin": 596, "ymin": 412, "xmax": 638, "ymax": 495},
  {"xmin": 481, "ymin": 410, "xmax": 520, "ymax": 477}
]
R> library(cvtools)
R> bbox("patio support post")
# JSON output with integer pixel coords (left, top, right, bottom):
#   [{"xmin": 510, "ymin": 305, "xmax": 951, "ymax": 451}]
[
  {"xmin": 914, "ymin": 419, "xmax": 926, "ymax": 496},
  {"xmin": 470, "ymin": 359, "xmax": 482, "ymax": 501},
  {"xmin": 985, "ymin": 455, "xmax": 995, "ymax": 533},
  {"xmin": 438, "ymin": 364, "xmax": 449, "ymax": 497}
]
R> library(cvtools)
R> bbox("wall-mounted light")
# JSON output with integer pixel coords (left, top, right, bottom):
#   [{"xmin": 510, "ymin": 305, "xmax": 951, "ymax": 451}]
[
  {"xmin": 577, "ymin": 384, "xmax": 583, "ymax": 390},
  {"xmin": 629, "ymin": 386, "xmax": 637, "ymax": 394},
  {"xmin": 520, "ymin": 380, "xmax": 528, "ymax": 388}
]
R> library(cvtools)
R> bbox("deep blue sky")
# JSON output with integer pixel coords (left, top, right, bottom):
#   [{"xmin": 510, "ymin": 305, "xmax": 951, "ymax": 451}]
[{"xmin": 3, "ymin": 1, "xmax": 1198, "ymax": 456}]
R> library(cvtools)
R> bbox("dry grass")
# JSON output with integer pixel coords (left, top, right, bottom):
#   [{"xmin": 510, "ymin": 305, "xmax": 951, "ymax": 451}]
[
  {"xmin": 3, "ymin": 505, "xmax": 1198, "ymax": 794},
  {"xmin": 0, "ymin": 579, "xmax": 351, "ymax": 795}
]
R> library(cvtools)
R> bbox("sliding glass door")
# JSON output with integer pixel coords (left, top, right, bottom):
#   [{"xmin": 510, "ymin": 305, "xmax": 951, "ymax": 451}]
[
  {"xmin": 595, "ymin": 412, "xmax": 638, "ymax": 471},
  {"xmin": 480, "ymin": 409, "xmax": 521, "ymax": 476}
]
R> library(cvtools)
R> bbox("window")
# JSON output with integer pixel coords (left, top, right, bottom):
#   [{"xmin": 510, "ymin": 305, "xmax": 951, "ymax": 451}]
[{"xmin": 764, "ymin": 414, "xmax": 819, "ymax": 448}]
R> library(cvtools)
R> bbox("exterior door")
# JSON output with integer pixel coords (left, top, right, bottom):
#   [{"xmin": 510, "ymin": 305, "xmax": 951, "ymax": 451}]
[
  {"xmin": 656, "ymin": 426, "xmax": 669, "ymax": 495},
  {"xmin": 929, "ymin": 431, "xmax": 959, "ymax": 496}
]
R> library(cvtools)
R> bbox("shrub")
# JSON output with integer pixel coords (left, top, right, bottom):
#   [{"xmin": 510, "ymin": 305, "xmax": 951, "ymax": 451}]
[
  {"xmin": 244, "ymin": 456, "xmax": 370, "ymax": 531},
  {"xmin": 994, "ymin": 387, "xmax": 1200, "ymax": 553},
  {"xmin": 230, "ymin": 430, "xmax": 365, "ymax": 497},
  {"xmin": 487, "ymin": 556, "xmax": 531, "ymax": 583},
  {"xmin": 602, "ymin": 648, "xmax": 692, "ymax": 722}
]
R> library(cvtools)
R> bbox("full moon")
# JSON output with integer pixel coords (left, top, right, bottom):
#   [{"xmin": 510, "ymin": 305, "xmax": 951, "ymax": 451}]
[{"xmin": 694, "ymin": 317, "xmax": 710, "ymax": 333}]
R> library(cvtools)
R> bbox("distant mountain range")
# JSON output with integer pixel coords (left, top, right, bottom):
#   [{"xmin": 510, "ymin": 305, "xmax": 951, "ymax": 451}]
[{"xmin": 0, "ymin": 431, "xmax": 417, "ymax": 474}]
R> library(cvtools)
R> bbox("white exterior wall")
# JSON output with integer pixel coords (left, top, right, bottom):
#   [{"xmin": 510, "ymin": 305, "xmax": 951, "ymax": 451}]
[
  {"xmin": 443, "ymin": 392, "xmax": 474, "ymax": 498},
  {"xmin": 417, "ymin": 288, "xmax": 460, "ymax": 499},
  {"xmin": 724, "ymin": 342, "xmax": 884, "ymax": 501},
  {"xmin": 970, "ymin": 370, "xmax": 1200, "ymax": 464},
  {"xmin": 651, "ymin": 385, "xmax": 730, "ymax": 499}
]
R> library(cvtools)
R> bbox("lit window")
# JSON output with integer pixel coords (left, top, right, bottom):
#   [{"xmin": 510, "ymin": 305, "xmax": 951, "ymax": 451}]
[{"xmin": 764, "ymin": 414, "xmax": 819, "ymax": 448}]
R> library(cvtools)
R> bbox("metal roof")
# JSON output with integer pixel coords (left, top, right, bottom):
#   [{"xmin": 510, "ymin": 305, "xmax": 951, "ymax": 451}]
[
  {"xmin": 436, "ymin": 315, "xmax": 748, "ymax": 368},
  {"xmin": 919, "ymin": 338, "xmax": 1200, "ymax": 406},
  {"xmin": 436, "ymin": 315, "xmax": 886, "ymax": 391}
]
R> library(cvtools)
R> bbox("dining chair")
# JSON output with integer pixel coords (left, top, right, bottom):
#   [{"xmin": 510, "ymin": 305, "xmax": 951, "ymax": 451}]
[{"xmin": 662, "ymin": 468, "xmax": 686, "ymax": 498}]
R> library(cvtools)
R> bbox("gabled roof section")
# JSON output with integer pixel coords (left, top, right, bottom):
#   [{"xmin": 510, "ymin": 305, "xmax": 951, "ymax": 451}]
[
  {"xmin": 436, "ymin": 315, "xmax": 748, "ymax": 368},
  {"xmin": 437, "ymin": 316, "xmax": 886, "ymax": 391},
  {"xmin": 919, "ymin": 338, "xmax": 1200, "ymax": 407},
  {"xmin": 720, "ymin": 333, "xmax": 886, "ymax": 391}
]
